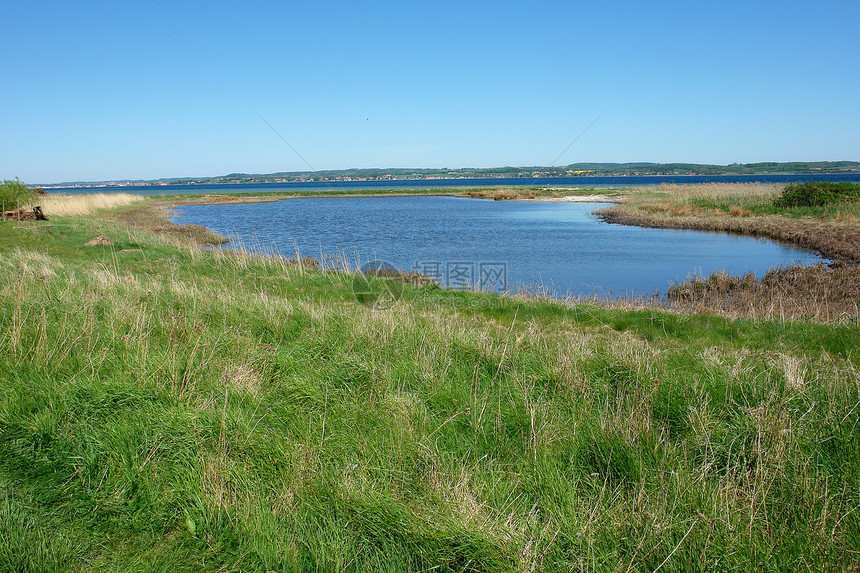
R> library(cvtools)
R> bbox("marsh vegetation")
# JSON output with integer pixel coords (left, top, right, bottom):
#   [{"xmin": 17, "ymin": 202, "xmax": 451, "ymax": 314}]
[
  {"xmin": 0, "ymin": 189, "xmax": 858, "ymax": 571},
  {"xmin": 596, "ymin": 183, "xmax": 860, "ymax": 324}
]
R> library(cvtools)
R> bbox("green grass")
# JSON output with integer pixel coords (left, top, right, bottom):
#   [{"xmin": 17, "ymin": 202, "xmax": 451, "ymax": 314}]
[{"xmin": 1, "ymin": 210, "xmax": 859, "ymax": 571}]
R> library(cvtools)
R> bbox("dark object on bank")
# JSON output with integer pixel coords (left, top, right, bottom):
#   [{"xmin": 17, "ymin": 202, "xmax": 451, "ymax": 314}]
[
  {"xmin": 33, "ymin": 206, "xmax": 48, "ymax": 220},
  {"xmin": 2, "ymin": 207, "xmax": 40, "ymax": 221}
]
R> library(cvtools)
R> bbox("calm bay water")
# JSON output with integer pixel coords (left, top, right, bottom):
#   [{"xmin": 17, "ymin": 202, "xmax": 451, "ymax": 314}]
[
  {"xmin": 172, "ymin": 196, "xmax": 824, "ymax": 298},
  {"xmin": 49, "ymin": 173, "xmax": 860, "ymax": 195}
]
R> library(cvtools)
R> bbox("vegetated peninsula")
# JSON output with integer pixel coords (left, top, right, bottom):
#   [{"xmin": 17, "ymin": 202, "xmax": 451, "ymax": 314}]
[{"xmin": 41, "ymin": 160, "xmax": 860, "ymax": 188}]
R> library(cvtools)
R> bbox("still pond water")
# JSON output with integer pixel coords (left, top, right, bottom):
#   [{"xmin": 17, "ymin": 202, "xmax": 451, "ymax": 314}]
[{"xmin": 172, "ymin": 196, "xmax": 824, "ymax": 298}]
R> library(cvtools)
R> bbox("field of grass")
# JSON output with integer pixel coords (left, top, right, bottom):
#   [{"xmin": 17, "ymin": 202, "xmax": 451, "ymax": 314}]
[{"xmin": 1, "ymin": 193, "xmax": 859, "ymax": 571}]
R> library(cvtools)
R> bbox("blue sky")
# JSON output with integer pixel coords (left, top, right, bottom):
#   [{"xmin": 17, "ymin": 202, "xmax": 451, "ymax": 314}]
[{"xmin": 2, "ymin": 1, "xmax": 858, "ymax": 183}]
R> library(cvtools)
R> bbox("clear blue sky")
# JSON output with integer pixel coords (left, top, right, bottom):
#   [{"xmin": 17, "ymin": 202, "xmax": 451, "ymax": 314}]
[{"xmin": 2, "ymin": 1, "xmax": 858, "ymax": 183}]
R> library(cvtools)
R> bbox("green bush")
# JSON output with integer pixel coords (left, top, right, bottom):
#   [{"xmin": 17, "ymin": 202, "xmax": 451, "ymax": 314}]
[
  {"xmin": 774, "ymin": 181, "xmax": 860, "ymax": 207},
  {"xmin": 0, "ymin": 178, "xmax": 37, "ymax": 207}
]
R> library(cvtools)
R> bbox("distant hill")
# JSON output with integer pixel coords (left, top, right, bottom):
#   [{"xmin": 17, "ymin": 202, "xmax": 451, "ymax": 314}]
[
  {"xmin": 43, "ymin": 161, "xmax": 860, "ymax": 187},
  {"xmin": 197, "ymin": 161, "xmax": 860, "ymax": 184}
]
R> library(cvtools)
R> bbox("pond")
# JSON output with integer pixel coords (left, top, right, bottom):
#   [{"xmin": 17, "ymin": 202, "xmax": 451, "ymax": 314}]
[{"xmin": 172, "ymin": 196, "xmax": 825, "ymax": 297}]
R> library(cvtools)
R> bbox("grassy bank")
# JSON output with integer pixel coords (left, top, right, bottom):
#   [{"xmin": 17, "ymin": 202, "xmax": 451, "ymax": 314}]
[
  {"xmin": 596, "ymin": 183, "xmax": 860, "ymax": 324},
  {"xmin": 596, "ymin": 183, "xmax": 860, "ymax": 263},
  {"xmin": 1, "ymin": 195, "xmax": 859, "ymax": 571}
]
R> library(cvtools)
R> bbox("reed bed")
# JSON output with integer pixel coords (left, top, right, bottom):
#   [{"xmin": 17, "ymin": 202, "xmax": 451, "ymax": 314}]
[
  {"xmin": 590, "ymin": 182, "xmax": 860, "ymax": 325},
  {"xmin": 597, "ymin": 183, "xmax": 860, "ymax": 261},
  {"xmin": 666, "ymin": 265, "xmax": 860, "ymax": 325},
  {"xmin": 39, "ymin": 192, "xmax": 145, "ymax": 216},
  {"xmin": 658, "ymin": 182, "xmax": 783, "ymax": 206}
]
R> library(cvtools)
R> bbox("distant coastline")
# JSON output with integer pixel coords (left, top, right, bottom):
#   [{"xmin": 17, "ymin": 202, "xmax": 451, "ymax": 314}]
[
  {"xmin": 42, "ymin": 172, "xmax": 860, "ymax": 196},
  {"xmin": 38, "ymin": 161, "xmax": 860, "ymax": 189}
]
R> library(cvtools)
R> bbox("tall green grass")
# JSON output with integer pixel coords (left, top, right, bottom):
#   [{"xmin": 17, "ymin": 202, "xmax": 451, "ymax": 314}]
[
  {"xmin": 1, "ymin": 214, "xmax": 858, "ymax": 571},
  {"xmin": 0, "ymin": 179, "xmax": 36, "ymax": 208}
]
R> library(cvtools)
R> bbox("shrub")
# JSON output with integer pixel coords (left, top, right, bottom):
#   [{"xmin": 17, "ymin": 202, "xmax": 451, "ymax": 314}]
[
  {"xmin": 0, "ymin": 178, "xmax": 37, "ymax": 207},
  {"xmin": 774, "ymin": 181, "xmax": 860, "ymax": 207}
]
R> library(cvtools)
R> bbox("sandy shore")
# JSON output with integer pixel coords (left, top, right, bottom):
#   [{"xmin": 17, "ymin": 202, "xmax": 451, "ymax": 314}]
[{"xmin": 529, "ymin": 193, "xmax": 621, "ymax": 203}]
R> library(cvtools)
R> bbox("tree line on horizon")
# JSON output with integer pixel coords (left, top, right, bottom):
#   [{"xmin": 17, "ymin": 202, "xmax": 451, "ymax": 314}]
[{"xmin": 41, "ymin": 161, "xmax": 860, "ymax": 187}]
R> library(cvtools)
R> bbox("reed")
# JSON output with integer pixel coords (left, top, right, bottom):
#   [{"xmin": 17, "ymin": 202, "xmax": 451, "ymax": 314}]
[{"xmin": 38, "ymin": 192, "xmax": 144, "ymax": 216}]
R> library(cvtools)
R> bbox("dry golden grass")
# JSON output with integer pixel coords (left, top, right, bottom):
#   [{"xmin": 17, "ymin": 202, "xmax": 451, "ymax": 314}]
[
  {"xmin": 729, "ymin": 205, "xmax": 752, "ymax": 217},
  {"xmin": 40, "ymin": 193, "xmax": 144, "ymax": 216},
  {"xmin": 658, "ymin": 182, "xmax": 782, "ymax": 206}
]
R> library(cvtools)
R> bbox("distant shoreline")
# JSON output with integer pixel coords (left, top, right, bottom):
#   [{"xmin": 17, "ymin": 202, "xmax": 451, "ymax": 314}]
[
  {"xmin": 42, "ymin": 172, "xmax": 860, "ymax": 195},
  {"xmin": 37, "ymin": 161, "xmax": 860, "ymax": 189}
]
